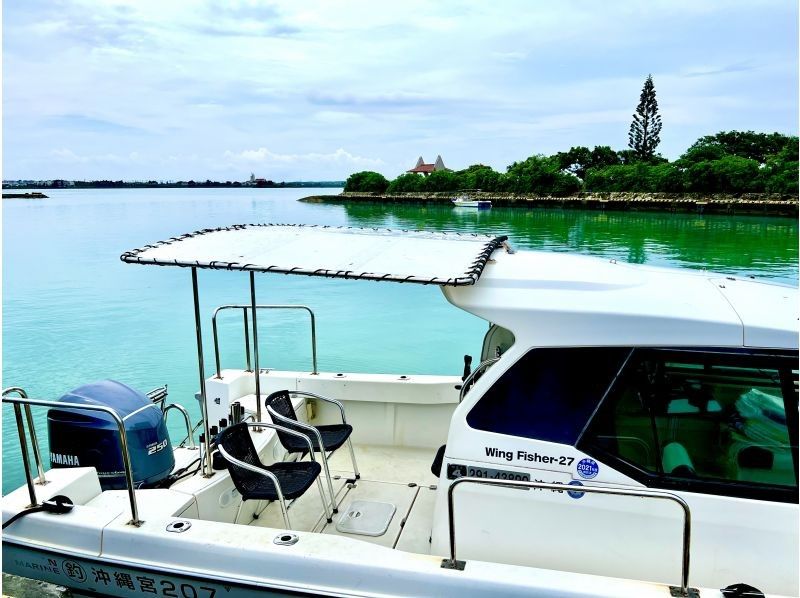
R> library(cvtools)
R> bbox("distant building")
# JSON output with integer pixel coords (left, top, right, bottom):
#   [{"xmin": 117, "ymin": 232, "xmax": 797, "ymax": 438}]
[{"xmin": 407, "ymin": 155, "xmax": 448, "ymax": 176}]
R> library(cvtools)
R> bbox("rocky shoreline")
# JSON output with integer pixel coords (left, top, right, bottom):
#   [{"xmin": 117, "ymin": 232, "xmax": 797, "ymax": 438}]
[
  {"xmin": 2, "ymin": 192, "xmax": 48, "ymax": 199},
  {"xmin": 300, "ymin": 191, "xmax": 798, "ymax": 216}
]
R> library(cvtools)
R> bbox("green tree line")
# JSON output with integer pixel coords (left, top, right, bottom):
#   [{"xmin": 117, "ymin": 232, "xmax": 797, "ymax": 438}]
[{"xmin": 344, "ymin": 131, "xmax": 798, "ymax": 195}]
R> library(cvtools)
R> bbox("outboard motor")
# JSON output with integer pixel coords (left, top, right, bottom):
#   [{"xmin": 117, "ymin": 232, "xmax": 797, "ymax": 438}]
[{"xmin": 47, "ymin": 380, "xmax": 174, "ymax": 490}]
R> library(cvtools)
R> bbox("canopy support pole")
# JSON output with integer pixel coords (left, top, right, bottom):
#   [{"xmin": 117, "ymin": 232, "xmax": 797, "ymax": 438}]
[
  {"xmin": 250, "ymin": 272, "xmax": 263, "ymax": 427},
  {"xmin": 192, "ymin": 268, "xmax": 213, "ymax": 477}
]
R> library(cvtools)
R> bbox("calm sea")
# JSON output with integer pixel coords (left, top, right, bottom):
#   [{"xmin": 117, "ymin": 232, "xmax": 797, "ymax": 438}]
[{"xmin": 3, "ymin": 188, "xmax": 798, "ymax": 492}]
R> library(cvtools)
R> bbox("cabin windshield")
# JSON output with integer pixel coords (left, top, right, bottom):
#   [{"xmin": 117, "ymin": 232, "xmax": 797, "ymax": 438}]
[{"xmin": 466, "ymin": 347, "xmax": 630, "ymax": 443}]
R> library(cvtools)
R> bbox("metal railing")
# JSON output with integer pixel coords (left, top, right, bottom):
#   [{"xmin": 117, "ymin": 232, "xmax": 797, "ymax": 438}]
[
  {"xmin": 211, "ymin": 304, "xmax": 318, "ymax": 378},
  {"xmin": 2, "ymin": 389, "xmax": 143, "ymax": 526},
  {"xmin": 2, "ymin": 388, "xmax": 47, "ymax": 487},
  {"xmin": 164, "ymin": 403, "xmax": 195, "ymax": 448},
  {"xmin": 443, "ymin": 476, "xmax": 694, "ymax": 597},
  {"xmin": 458, "ymin": 357, "xmax": 499, "ymax": 402}
]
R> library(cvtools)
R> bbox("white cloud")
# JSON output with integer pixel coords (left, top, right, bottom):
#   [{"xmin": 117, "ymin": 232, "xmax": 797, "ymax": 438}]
[
  {"xmin": 50, "ymin": 148, "xmax": 142, "ymax": 164},
  {"xmin": 3, "ymin": 0, "xmax": 797, "ymax": 179},
  {"xmin": 223, "ymin": 147, "xmax": 384, "ymax": 167}
]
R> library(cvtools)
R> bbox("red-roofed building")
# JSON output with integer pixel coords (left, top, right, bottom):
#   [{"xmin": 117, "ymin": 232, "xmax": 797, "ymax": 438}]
[{"xmin": 407, "ymin": 155, "xmax": 448, "ymax": 175}]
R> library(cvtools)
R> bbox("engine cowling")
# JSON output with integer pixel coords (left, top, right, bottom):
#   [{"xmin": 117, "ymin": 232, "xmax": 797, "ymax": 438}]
[{"xmin": 47, "ymin": 380, "xmax": 174, "ymax": 489}]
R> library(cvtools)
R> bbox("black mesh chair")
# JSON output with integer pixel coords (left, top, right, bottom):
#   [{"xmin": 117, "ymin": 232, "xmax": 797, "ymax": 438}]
[
  {"xmin": 266, "ymin": 390, "xmax": 359, "ymax": 513},
  {"xmin": 217, "ymin": 422, "xmax": 331, "ymax": 529}
]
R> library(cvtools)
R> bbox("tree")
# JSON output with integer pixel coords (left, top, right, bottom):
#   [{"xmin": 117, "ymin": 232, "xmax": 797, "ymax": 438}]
[
  {"xmin": 344, "ymin": 171, "xmax": 389, "ymax": 193},
  {"xmin": 684, "ymin": 156, "xmax": 761, "ymax": 193},
  {"xmin": 422, "ymin": 170, "xmax": 460, "ymax": 191},
  {"xmin": 628, "ymin": 75, "xmax": 663, "ymax": 161},
  {"xmin": 759, "ymin": 144, "xmax": 798, "ymax": 194},
  {"xmin": 387, "ymin": 173, "xmax": 424, "ymax": 193},
  {"xmin": 556, "ymin": 146, "xmax": 623, "ymax": 179},
  {"xmin": 590, "ymin": 146, "xmax": 623, "ymax": 170},
  {"xmin": 684, "ymin": 131, "xmax": 796, "ymax": 164},
  {"xmin": 676, "ymin": 143, "xmax": 727, "ymax": 166},
  {"xmin": 504, "ymin": 155, "xmax": 581, "ymax": 195},
  {"xmin": 456, "ymin": 164, "xmax": 503, "ymax": 191},
  {"xmin": 555, "ymin": 146, "xmax": 592, "ymax": 178},
  {"xmin": 616, "ymin": 149, "xmax": 640, "ymax": 165}
]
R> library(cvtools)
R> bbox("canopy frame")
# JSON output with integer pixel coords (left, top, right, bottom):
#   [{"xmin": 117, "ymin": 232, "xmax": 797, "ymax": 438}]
[{"xmin": 120, "ymin": 223, "xmax": 509, "ymax": 287}]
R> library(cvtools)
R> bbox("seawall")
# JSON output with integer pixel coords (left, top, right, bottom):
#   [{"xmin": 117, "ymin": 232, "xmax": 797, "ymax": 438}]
[{"xmin": 300, "ymin": 191, "xmax": 798, "ymax": 216}]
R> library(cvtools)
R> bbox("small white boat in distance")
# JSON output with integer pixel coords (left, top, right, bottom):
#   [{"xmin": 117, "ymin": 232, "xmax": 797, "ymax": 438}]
[{"xmin": 452, "ymin": 195, "xmax": 491, "ymax": 209}]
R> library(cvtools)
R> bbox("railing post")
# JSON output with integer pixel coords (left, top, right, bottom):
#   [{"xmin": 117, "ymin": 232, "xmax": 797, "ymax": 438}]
[
  {"xmin": 308, "ymin": 308, "xmax": 318, "ymax": 375},
  {"xmin": 212, "ymin": 308, "xmax": 222, "ymax": 379},
  {"xmin": 243, "ymin": 308, "xmax": 252, "ymax": 372},
  {"xmin": 191, "ymin": 268, "xmax": 213, "ymax": 477},
  {"xmin": 110, "ymin": 410, "xmax": 141, "ymax": 526},
  {"xmin": 3, "ymin": 387, "xmax": 47, "ymax": 487},
  {"xmin": 12, "ymin": 403, "xmax": 37, "ymax": 508},
  {"xmin": 249, "ymin": 273, "xmax": 263, "ymax": 425},
  {"xmin": 23, "ymin": 404, "xmax": 48, "ymax": 485}
]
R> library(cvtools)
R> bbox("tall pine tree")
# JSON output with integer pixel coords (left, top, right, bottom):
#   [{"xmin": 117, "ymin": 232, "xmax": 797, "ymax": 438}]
[{"xmin": 628, "ymin": 75, "xmax": 662, "ymax": 161}]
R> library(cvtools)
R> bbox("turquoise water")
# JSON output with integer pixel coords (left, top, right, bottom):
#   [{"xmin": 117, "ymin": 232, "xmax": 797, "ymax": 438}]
[{"xmin": 3, "ymin": 188, "xmax": 797, "ymax": 492}]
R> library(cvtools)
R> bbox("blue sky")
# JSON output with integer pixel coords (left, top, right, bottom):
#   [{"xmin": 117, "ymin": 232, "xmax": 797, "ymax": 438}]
[{"xmin": 3, "ymin": 1, "xmax": 798, "ymax": 181}]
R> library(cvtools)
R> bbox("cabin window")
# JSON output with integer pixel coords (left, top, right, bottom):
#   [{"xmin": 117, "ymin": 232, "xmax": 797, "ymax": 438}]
[
  {"xmin": 581, "ymin": 348, "xmax": 798, "ymax": 500},
  {"xmin": 466, "ymin": 347, "xmax": 630, "ymax": 444}
]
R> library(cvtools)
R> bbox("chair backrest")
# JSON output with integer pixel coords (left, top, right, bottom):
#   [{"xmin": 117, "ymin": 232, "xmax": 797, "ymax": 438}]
[
  {"xmin": 265, "ymin": 390, "xmax": 307, "ymax": 450},
  {"xmin": 217, "ymin": 423, "xmax": 267, "ymax": 496},
  {"xmin": 266, "ymin": 390, "xmax": 297, "ymax": 421}
]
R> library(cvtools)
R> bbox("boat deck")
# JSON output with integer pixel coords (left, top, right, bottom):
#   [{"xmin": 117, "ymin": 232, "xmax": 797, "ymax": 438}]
[{"xmin": 250, "ymin": 444, "xmax": 439, "ymax": 555}]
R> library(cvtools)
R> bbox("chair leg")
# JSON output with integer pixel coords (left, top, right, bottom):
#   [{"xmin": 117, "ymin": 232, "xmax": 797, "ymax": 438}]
[
  {"xmin": 318, "ymin": 450, "xmax": 339, "ymax": 513},
  {"xmin": 277, "ymin": 491, "xmax": 292, "ymax": 530},
  {"xmin": 317, "ymin": 477, "xmax": 332, "ymax": 524},
  {"xmin": 347, "ymin": 437, "xmax": 361, "ymax": 480},
  {"xmin": 254, "ymin": 499, "xmax": 268, "ymax": 519},
  {"xmin": 233, "ymin": 498, "xmax": 245, "ymax": 525}
]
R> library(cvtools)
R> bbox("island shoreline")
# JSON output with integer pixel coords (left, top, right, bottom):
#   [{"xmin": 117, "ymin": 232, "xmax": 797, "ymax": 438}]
[{"xmin": 300, "ymin": 191, "xmax": 798, "ymax": 216}]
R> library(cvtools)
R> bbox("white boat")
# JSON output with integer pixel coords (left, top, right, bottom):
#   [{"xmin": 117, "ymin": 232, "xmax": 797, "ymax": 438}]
[
  {"xmin": 452, "ymin": 195, "xmax": 492, "ymax": 208},
  {"xmin": 2, "ymin": 224, "xmax": 797, "ymax": 597}
]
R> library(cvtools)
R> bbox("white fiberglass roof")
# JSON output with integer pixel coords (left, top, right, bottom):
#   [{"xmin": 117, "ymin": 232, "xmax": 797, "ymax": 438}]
[
  {"xmin": 445, "ymin": 250, "xmax": 798, "ymax": 349},
  {"xmin": 120, "ymin": 224, "xmax": 509, "ymax": 286}
]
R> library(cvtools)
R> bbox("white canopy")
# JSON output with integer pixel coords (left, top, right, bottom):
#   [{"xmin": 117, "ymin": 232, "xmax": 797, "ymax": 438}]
[{"xmin": 121, "ymin": 224, "xmax": 509, "ymax": 286}]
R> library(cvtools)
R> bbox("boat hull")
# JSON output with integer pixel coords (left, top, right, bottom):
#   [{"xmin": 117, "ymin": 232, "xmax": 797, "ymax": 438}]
[
  {"xmin": 451, "ymin": 200, "xmax": 492, "ymax": 208},
  {"xmin": 3, "ymin": 533, "xmax": 688, "ymax": 598},
  {"xmin": 4, "ymin": 542, "xmax": 295, "ymax": 597}
]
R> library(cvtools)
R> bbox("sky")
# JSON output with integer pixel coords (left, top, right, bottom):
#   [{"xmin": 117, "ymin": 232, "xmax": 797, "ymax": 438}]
[{"xmin": 2, "ymin": 1, "xmax": 798, "ymax": 181}]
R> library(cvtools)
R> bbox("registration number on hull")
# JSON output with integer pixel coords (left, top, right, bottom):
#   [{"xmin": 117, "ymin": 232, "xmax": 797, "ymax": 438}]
[{"xmin": 446, "ymin": 463, "xmax": 530, "ymax": 481}]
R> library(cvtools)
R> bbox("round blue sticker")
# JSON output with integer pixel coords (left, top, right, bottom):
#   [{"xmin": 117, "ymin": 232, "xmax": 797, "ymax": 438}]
[
  {"xmin": 567, "ymin": 480, "xmax": 585, "ymax": 499},
  {"xmin": 576, "ymin": 458, "xmax": 599, "ymax": 479}
]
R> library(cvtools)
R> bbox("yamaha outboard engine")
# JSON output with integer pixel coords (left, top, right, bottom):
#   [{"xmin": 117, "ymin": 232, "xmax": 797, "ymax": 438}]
[{"xmin": 47, "ymin": 380, "xmax": 175, "ymax": 490}]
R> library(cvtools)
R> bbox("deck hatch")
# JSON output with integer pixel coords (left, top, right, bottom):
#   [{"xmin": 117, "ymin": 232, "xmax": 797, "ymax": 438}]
[
  {"xmin": 335, "ymin": 500, "xmax": 396, "ymax": 536},
  {"xmin": 121, "ymin": 224, "xmax": 508, "ymax": 286}
]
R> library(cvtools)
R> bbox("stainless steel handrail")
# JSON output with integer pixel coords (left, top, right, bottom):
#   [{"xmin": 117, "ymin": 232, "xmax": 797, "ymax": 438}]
[
  {"xmin": 443, "ymin": 477, "xmax": 693, "ymax": 596},
  {"xmin": 2, "ymin": 388, "xmax": 47, "ymax": 487},
  {"xmin": 212, "ymin": 304, "xmax": 318, "ymax": 378},
  {"xmin": 458, "ymin": 357, "xmax": 499, "ymax": 402},
  {"xmin": 164, "ymin": 403, "xmax": 195, "ymax": 448},
  {"xmin": 1, "ymin": 394, "xmax": 143, "ymax": 526}
]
